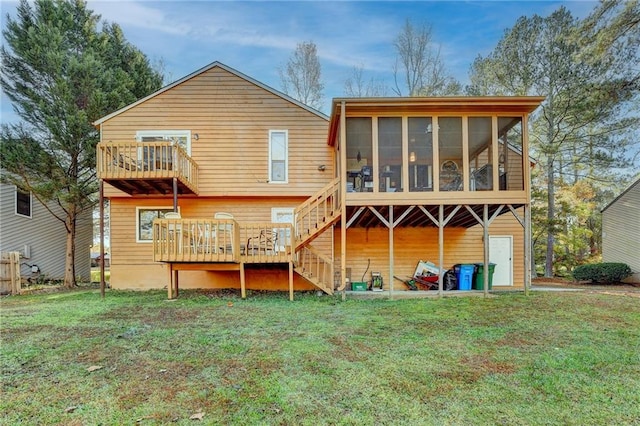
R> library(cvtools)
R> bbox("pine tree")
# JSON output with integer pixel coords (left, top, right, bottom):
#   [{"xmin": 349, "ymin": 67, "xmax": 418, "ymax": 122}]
[{"xmin": 0, "ymin": 0, "xmax": 163, "ymax": 287}]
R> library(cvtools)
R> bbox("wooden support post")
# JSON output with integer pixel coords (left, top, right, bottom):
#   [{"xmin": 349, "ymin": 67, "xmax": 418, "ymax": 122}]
[
  {"xmin": 174, "ymin": 268, "xmax": 179, "ymax": 298},
  {"xmin": 524, "ymin": 204, "xmax": 531, "ymax": 296},
  {"xmin": 438, "ymin": 205, "xmax": 444, "ymax": 297},
  {"xmin": 389, "ymin": 205, "xmax": 394, "ymax": 299},
  {"xmin": 99, "ymin": 180, "xmax": 105, "ymax": 299},
  {"xmin": 240, "ymin": 262, "xmax": 246, "ymax": 299},
  {"xmin": 289, "ymin": 261, "xmax": 294, "ymax": 301},
  {"xmin": 340, "ymin": 100, "xmax": 347, "ymax": 301},
  {"xmin": 483, "ymin": 204, "xmax": 490, "ymax": 298},
  {"xmin": 168, "ymin": 264, "xmax": 173, "ymax": 300},
  {"xmin": 173, "ymin": 177, "xmax": 178, "ymax": 212}
]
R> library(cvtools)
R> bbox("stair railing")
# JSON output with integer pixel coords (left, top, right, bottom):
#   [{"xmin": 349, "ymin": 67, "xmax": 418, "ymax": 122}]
[{"xmin": 294, "ymin": 177, "xmax": 341, "ymax": 249}]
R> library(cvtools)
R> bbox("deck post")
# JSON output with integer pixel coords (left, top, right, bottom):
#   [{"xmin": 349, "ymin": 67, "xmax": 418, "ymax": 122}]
[
  {"xmin": 172, "ymin": 177, "xmax": 178, "ymax": 212},
  {"xmin": 438, "ymin": 204, "xmax": 444, "ymax": 297},
  {"xmin": 289, "ymin": 261, "xmax": 294, "ymax": 301},
  {"xmin": 340, "ymin": 100, "xmax": 347, "ymax": 301},
  {"xmin": 240, "ymin": 262, "xmax": 246, "ymax": 299},
  {"xmin": 99, "ymin": 180, "xmax": 105, "ymax": 299},
  {"xmin": 524, "ymin": 204, "xmax": 531, "ymax": 296},
  {"xmin": 483, "ymin": 204, "xmax": 489, "ymax": 298},
  {"xmin": 174, "ymin": 268, "xmax": 179, "ymax": 298},
  {"xmin": 168, "ymin": 263, "xmax": 173, "ymax": 299},
  {"xmin": 388, "ymin": 205, "xmax": 394, "ymax": 299}
]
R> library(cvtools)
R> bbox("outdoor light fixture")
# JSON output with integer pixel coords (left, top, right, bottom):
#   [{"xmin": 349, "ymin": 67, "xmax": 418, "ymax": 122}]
[
  {"xmin": 318, "ymin": 165, "xmax": 326, "ymax": 171},
  {"xmin": 193, "ymin": 133, "xmax": 199, "ymax": 140},
  {"xmin": 409, "ymin": 151, "xmax": 416, "ymax": 163}
]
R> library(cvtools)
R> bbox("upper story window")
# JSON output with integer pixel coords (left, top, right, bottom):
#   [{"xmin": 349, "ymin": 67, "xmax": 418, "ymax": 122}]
[
  {"xmin": 269, "ymin": 130, "xmax": 288, "ymax": 183},
  {"xmin": 15, "ymin": 188, "xmax": 32, "ymax": 218},
  {"xmin": 136, "ymin": 130, "xmax": 191, "ymax": 155}
]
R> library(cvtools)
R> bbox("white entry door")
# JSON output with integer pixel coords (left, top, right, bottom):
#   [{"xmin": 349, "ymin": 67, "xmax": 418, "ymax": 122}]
[{"xmin": 489, "ymin": 236, "xmax": 513, "ymax": 286}]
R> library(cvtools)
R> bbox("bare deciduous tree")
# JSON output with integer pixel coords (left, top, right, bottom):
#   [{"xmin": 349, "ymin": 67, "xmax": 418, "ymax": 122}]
[
  {"xmin": 279, "ymin": 41, "xmax": 324, "ymax": 110},
  {"xmin": 344, "ymin": 64, "xmax": 389, "ymax": 97},
  {"xmin": 393, "ymin": 19, "xmax": 460, "ymax": 96}
]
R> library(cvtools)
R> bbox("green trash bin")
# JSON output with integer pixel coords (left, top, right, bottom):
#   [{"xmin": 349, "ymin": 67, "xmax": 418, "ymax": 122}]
[{"xmin": 474, "ymin": 263, "xmax": 496, "ymax": 290}]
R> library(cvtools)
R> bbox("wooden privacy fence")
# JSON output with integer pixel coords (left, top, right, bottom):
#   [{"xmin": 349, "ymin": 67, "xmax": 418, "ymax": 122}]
[{"xmin": 0, "ymin": 252, "xmax": 21, "ymax": 295}]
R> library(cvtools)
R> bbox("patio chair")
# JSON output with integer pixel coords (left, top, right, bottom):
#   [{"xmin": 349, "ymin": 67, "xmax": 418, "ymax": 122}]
[
  {"xmin": 246, "ymin": 229, "xmax": 277, "ymax": 255},
  {"xmin": 164, "ymin": 211, "xmax": 194, "ymax": 253},
  {"xmin": 213, "ymin": 212, "xmax": 235, "ymax": 253}
]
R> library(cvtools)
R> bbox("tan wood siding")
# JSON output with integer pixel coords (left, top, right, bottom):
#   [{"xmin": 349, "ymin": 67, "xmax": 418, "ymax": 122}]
[
  {"xmin": 101, "ymin": 67, "xmax": 332, "ymax": 198},
  {"xmin": 335, "ymin": 210, "xmax": 525, "ymax": 289},
  {"xmin": 602, "ymin": 180, "xmax": 640, "ymax": 282},
  {"xmin": 108, "ymin": 196, "xmax": 332, "ymax": 289}
]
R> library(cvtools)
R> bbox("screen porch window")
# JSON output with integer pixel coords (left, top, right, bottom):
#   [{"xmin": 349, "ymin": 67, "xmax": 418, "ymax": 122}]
[
  {"xmin": 15, "ymin": 189, "xmax": 32, "ymax": 218},
  {"xmin": 136, "ymin": 207, "xmax": 174, "ymax": 242},
  {"xmin": 269, "ymin": 130, "xmax": 288, "ymax": 183}
]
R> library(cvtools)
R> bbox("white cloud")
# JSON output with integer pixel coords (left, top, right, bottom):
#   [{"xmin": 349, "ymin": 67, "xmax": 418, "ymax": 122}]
[{"xmin": 87, "ymin": 0, "xmax": 192, "ymax": 35}]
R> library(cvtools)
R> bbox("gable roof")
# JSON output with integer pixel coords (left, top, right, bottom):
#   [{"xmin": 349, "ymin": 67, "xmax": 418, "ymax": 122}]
[
  {"xmin": 601, "ymin": 175, "xmax": 640, "ymax": 213},
  {"xmin": 93, "ymin": 61, "xmax": 328, "ymax": 126}
]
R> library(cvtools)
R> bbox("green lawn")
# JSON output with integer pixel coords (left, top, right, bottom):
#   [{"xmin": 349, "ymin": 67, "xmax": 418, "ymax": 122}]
[
  {"xmin": 90, "ymin": 269, "xmax": 110, "ymax": 283},
  {"xmin": 1, "ymin": 290, "xmax": 639, "ymax": 425}
]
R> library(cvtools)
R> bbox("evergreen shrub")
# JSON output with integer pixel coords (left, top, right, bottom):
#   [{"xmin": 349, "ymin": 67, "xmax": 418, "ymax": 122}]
[{"xmin": 572, "ymin": 263, "xmax": 632, "ymax": 284}]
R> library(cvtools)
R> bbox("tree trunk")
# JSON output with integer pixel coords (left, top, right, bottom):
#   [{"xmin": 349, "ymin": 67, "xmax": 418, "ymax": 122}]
[
  {"xmin": 545, "ymin": 157, "xmax": 555, "ymax": 278},
  {"xmin": 64, "ymin": 213, "xmax": 77, "ymax": 288}
]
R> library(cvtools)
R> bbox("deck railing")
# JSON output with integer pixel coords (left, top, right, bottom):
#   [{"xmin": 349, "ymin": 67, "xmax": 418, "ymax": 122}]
[
  {"xmin": 97, "ymin": 141, "xmax": 198, "ymax": 192},
  {"xmin": 153, "ymin": 218, "xmax": 240, "ymax": 263},
  {"xmin": 240, "ymin": 223, "xmax": 294, "ymax": 263},
  {"xmin": 294, "ymin": 177, "xmax": 341, "ymax": 248},
  {"xmin": 153, "ymin": 219, "xmax": 293, "ymax": 264}
]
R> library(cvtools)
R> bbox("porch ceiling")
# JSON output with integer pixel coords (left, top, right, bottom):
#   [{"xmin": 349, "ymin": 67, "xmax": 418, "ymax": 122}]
[
  {"xmin": 345, "ymin": 203, "xmax": 522, "ymax": 229},
  {"xmin": 104, "ymin": 178, "xmax": 196, "ymax": 196}
]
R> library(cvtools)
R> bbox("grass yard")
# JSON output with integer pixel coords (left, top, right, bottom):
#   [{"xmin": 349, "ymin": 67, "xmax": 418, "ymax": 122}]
[
  {"xmin": 1, "ymin": 290, "xmax": 639, "ymax": 425},
  {"xmin": 90, "ymin": 269, "xmax": 110, "ymax": 283}
]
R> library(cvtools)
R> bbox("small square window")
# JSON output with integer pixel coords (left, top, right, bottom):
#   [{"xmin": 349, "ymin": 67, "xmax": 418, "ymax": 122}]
[
  {"xmin": 16, "ymin": 189, "xmax": 31, "ymax": 218},
  {"xmin": 137, "ymin": 207, "xmax": 174, "ymax": 242}
]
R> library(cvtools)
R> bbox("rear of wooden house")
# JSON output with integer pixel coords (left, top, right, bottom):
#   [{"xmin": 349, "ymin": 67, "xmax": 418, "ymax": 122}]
[
  {"xmin": 96, "ymin": 62, "xmax": 334, "ymax": 295},
  {"xmin": 95, "ymin": 61, "xmax": 542, "ymax": 298}
]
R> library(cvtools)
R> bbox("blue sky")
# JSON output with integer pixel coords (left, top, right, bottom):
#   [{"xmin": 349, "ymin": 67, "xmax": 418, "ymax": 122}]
[{"xmin": 1, "ymin": 0, "xmax": 597, "ymax": 120}]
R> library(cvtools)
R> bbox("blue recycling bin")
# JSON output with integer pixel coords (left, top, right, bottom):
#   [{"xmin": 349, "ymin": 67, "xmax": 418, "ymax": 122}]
[{"xmin": 455, "ymin": 264, "xmax": 475, "ymax": 291}]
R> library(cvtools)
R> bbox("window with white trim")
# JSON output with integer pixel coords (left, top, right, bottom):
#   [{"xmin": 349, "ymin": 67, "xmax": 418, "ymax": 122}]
[
  {"xmin": 269, "ymin": 130, "xmax": 288, "ymax": 183},
  {"xmin": 136, "ymin": 130, "xmax": 191, "ymax": 154},
  {"xmin": 136, "ymin": 207, "xmax": 174, "ymax": 242},
  {"xmin": 15, "ymin": 188, "xmax": 32, "ymax": 218}
]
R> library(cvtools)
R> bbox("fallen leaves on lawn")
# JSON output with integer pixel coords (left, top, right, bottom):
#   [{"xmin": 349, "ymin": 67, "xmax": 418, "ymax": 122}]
[
  {"xmin": 189, "ymin": 412, "xmax": 205, "ymax": 420},
  {"xmin": 64, "ymin": 406, "xmax": 77, "ymax": 413},
  {"xmin": 86, "ymin": 365, "xmax": 103, "ymax": 372}
]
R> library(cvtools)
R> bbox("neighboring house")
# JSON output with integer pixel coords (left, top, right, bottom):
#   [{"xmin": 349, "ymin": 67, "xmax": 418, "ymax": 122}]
[
  {"xmin": 94, "ymin": 61, "xmax": 543, "ymax": 298},
  {"xmin": 0, "ymin": 179, "xmax": 92, "ymax": 283},
  {"xmin": 602, "ymin": 177, "xmax": 640, "ymax": 283}
]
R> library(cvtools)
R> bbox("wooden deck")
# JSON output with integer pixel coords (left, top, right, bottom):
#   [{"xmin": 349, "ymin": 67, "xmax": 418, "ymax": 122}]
[
  {"xmin": 97, "ymin": 141, "xmax": 198, "ymax": 195},
  {"xmin": 152, "ymin": 219, "xmax": 294, "ymax": 264}
]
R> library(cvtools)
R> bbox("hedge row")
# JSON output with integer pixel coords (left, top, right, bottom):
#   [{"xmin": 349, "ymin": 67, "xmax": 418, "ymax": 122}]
[{"xmin": 572, "ymin": 262, "xmax": 632, "ymax": 284}]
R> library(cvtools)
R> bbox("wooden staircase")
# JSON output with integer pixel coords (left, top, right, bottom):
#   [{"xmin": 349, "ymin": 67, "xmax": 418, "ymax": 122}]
[
  {"xmin": 292, "ymin": 177, "xmax": 341, "ymax": 294},
  {"xmin": 294, "ymin": 245, "xmax": 335, "ymax": 295}
]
